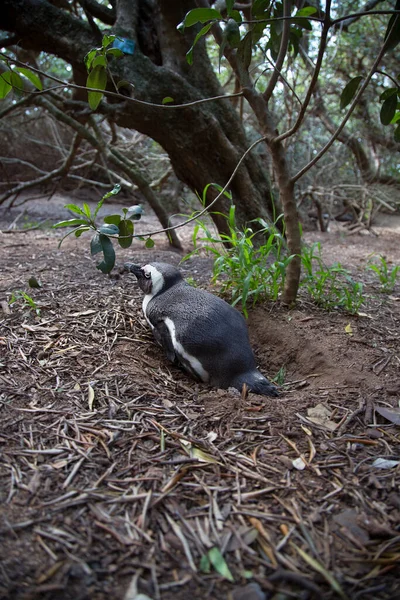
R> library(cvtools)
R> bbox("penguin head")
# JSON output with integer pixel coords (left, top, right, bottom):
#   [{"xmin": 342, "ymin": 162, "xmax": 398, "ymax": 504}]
[{"xmin": 126, "ymin": 262, "xmax": 182, "ymax": 296}]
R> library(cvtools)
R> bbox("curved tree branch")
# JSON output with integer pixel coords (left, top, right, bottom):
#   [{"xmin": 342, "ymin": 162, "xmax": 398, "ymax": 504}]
[{"xmin": 78, "ymin": 0, "xmax": 116, "ymax": 25}]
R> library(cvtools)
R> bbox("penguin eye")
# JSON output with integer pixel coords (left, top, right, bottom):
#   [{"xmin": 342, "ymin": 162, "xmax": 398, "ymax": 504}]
[{"xmin": 144, "ymin": 271, "xmax": 151, "ymax": 279}]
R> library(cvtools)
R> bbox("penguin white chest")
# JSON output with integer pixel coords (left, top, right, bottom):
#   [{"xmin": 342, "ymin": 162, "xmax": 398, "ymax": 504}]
[
  {"xmin": 164, "ymin": 317, "xmax": 209, "ymax": 383},
  {"xmin": 142, "ymin": 294, "xmax": 153, "ymax": 328}
]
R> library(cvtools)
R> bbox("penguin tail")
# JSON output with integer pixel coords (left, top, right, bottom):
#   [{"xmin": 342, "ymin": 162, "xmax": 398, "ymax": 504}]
[{"xmin": 233, "ymin": 371, "xmax": 279, "ymax": 397}]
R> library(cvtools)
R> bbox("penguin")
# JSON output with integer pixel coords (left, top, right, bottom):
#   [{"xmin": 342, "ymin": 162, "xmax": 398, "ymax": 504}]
[{"xmin": 126, "ymin": 262, "xmax": 279, "ymax": 397}]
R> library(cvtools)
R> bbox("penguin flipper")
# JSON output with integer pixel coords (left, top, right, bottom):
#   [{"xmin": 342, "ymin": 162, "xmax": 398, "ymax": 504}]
[{"xmin": 153, "ymin": 321, "xmax": 178, "ymax": 364}]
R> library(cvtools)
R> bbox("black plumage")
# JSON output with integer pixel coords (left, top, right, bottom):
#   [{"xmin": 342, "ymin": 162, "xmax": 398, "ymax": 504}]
[{"xmin": 127, "ymin": 262, "xmax": 278, "ymax": 397}]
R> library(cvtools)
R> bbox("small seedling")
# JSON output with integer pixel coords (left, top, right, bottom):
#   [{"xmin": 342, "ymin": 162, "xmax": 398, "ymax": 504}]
[
  {"xmin": 185, "ymin": 276, "xmax": 197, "ymax": 287},
  {"xmin": 367, "ymin": 254, "xmax": 399, "ymax": 293},
  {"xmin": 53, "ymin": 184, "xmax": 145, "ymax": 274},
  {"xmin": 10, "ymin": 291, "xmax": 41, "ymax": 316},
  {"xmin": 273, "ymin": 366, "xmax": 286, "ymax": 386}
]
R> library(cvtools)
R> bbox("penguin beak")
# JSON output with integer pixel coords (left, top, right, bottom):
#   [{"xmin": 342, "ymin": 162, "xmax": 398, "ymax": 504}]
[
  {"xmin": 124, "ymin": 263, "xmax": 152, "ymax": 295},
  {"xmin": 124, "ymin": 263, "xmax": 143, "ymax": 277}
]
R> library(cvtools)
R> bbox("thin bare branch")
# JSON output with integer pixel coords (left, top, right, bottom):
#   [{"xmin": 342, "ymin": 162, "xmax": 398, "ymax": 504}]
[
  {"xmin": 273, "ymin": 0, "xmax": 332, "ymax": 144},
  {"xmin": 263, "ymin": 0, "xmax": 291, "ymax": 103}
]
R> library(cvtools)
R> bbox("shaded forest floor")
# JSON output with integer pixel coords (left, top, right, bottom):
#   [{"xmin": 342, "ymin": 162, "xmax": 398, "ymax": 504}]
[{"xmin": 0, "ymin": 196, "xmax": 399, "ymax": 600}]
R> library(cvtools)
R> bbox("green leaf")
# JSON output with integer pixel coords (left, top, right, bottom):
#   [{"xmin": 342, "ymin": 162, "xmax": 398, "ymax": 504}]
[
  {"xmin": 96, "ymin": 234, "xmax": 116, "ymax": 274},
  {"xmin": 230, "ymin": 10, "xmax": 242, "ymax": 24},
  {"xmin": 52, "ymin": 218, "xmax": 89, "ymax": 228},
  {"xmin": 186, "ymin": 23, "xmax": 213, "ymax": 65},
  {"xmin": 102, "ymin": 34, "xmax": 116, "ymax": 49},
  {"xmin": 226, "ymin": 0, "xmax": 234, "ymax": 14},
  {"xmin": 102, "ymin": 184, "xmax": 121, "ymax": 201},
  {"xmin": 384, "ymin": 2, "xmax": 400, "ymax": 53},
  {"xmin": 64, "ymin": 203, "xmax": 86, "ymax": 216},
  {"xmin": 162, "ymin": 96, "xmax": 174, "ymax": 104},
  {"xmin": 208, "ymin": 548, "xmax": 234, "ymax": 582},
  {"xmin": 98, "ymin": 224, "xmax": 120, "ymax": 235},
  {"xmin": 91, "ymin": 233, "xmax": 102, "ymax": 255},
  {"xmin": 391, "ymin": 109, "xmax": 400, "ymax": 123},
  {"xmin": 82, "ymin": 202, "xmax": 92, "ymax": 218},
  {"xmin": 292, "ymin": 543, "xmax": 346, "ymax": 599},
  {"xmin": 15, "ymin": 67, "xmax": 43, "ymax": 91},
  {"xmin": 252, "ymin": 0, "xmax": 268, "ymax": 15},
  {"xmin": 92, "ymin": 55, "xmax": 107, "ymax": 69},
  {"xmin": 380, "ymin": 93, "xmax": 398, "ymax": 125},
  {"xmin": 177, "ymin": 8, "xmax": 222, "ymax": 31},
  {"xmin": 296, "ymin": 7, "xmax": 317, "ymax": 17},
  {"xmin": 116, "ymin": 79, "xmax": 131, "ymax": 91},
  {"xmin": 84, "ymin": 49, "xmax": 97, "ymax": 72},
  {"xmin": 9, "ymin": 71, "xmax": 23, "ymax": 92},
  {"xmin": 145, "ymin": 238, "xmax": 155, "ymax": 249},
  {"xmin": 225, "ymin": 18, "xmax": 241, "ymax": 47},
  {"xmin": 28, "ymin": 276, "xmax": 41, "ymax": 289},
  {"xmin": 103, "ymin": 214, "xmax": 121, "ymax": 226},
  {"xmin": 126, "ymin": 204, "xmax": 143, "ymax": 220},
  {"xmin": 106, "ymin": 48, "xmax": 124, "ymax": 59},
  {"xmin": 200, "ymin": 554, "xmax": 211, "ymax": 573},
  {"xmin": 118, "ymin": 219, "xmax": 134, "ymax": 249},
  {"xmin": 74, "ymin": 226, "xmax": 90, "ymax": 237},
  {"xmin": 380, "ymin": 88, "xmax": 397, "ymax": 101},
  {"xmin": 0, "ymin": 72, "xmax": 12, "ymax": 99},
  {"xmin": 291, "ymin": 17, "xmax": 312, "ymax": 30},
  {"xmin": 86, "ymin": 65, "xmax": 107, "ymax": 110},
  {"xmin": 340, "ymin": 76, "xmax": 363, "ymax": 110}
]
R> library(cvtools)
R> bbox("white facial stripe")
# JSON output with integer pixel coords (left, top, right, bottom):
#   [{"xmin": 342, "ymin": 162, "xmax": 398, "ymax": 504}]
[
  {"xmin": 144, "ymin": 265, "xmax": 164, "ymax": 296},
  {"xmin": 142, "ymin": 264, "xmax": 165, "ymax": 321},
  {"xmin": 164, "ymin": 317, "xmax": 209, "ymax": 383}
]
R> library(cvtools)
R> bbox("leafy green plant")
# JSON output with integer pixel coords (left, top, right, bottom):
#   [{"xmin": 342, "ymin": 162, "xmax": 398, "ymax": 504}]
[
  {"xmin": 183, "ymin": 200, "xmax": 294, "ymax": 317},
  {"xmin": 53, "ymin": 184, "xmax": 145, "ymax": 274},
  {"xmin": 301, "ymin": 243, "xmax": 365, "ymax": 313},
  {"xmin": 367, "ymin": 254, "xmax": 400, "ymax": 292},
  {"xmin": 84, "ymin": 35, "xmax": 126, "ymax": 109},
  {"xmin": 177, "ymin": 3, "xmax": 317, "ymax": 66},
  {"xmin": 10, "ymin": 291, "xmax": 41, "ymax": 316},
  {"xmin": 200, "ymin": 547, "xmax": 234, "ymax": 582},
  {"xmin": 273, "ymin": 366, "xmax": 286, "ymax": 386},
  {"xmin": 0, "ymin": 57, "xmax": 43, "ymax": 99}
]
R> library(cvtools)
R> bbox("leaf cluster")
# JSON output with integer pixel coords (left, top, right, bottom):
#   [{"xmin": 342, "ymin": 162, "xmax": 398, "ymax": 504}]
[
  {"xmin": 341, "ymin": 76, "xmax": 400, "ymax": 141},
  {"xmin": 0, "ymin": 59, "xmax": 43, "ymax": 99},
  {"xmin": 183, "ymin": 202, "xmax": 293, "ymax": 317},
  {"xmin": 301, "ymin": 243, "xmax": 365, "ymax": 314},
  {"xmin": 177, "ymin": 1, "xmax": 317, "ymax": 67},
  {"xmin": 53, "ymin": 184, "xmax": 149, "ymax": 274},
  {"xmin": 367, "ymin": 254, "xmax": 400, "ymax": 293}
]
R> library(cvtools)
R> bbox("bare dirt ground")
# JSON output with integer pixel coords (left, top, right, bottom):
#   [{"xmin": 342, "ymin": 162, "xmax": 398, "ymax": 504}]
[{"xmin": 0, "ymin": 195, "xmax": 399, "ymax": 600}]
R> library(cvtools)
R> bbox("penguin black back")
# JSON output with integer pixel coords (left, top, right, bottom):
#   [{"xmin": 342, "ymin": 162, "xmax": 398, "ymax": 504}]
[{"xmin": 126, "ymin": 262, "xmax": 278, "ymax": 397}]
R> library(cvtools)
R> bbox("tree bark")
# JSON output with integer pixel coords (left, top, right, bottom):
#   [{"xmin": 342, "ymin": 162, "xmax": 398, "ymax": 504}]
[{"xmin": 1, "ymin": 0, "xmax": 277, "ymax": 237}]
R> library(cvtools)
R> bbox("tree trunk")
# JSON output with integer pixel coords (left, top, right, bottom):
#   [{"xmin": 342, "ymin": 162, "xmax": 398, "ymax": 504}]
[{"xmin": 1, "ymin": 0, "xmax": 277, "ymax": 237}]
